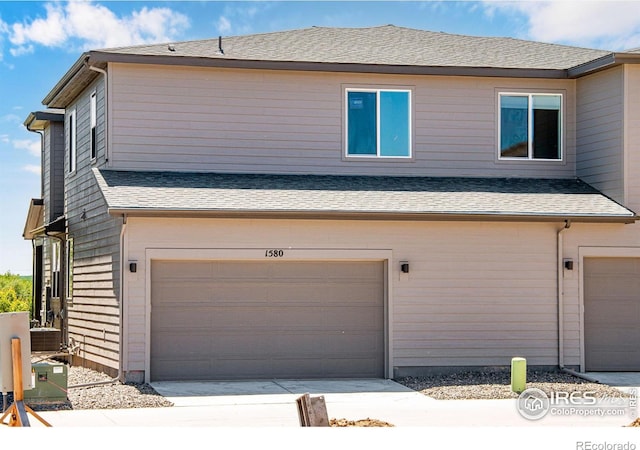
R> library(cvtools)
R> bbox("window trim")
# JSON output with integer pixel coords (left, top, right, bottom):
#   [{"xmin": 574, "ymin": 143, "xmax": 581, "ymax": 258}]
[
  {"xmin": 68, "ymin": 109, "xmax": 77, "ymax": 173},
  {"xmin": 90, "ymin": 91, "xmax": 97, "ymax": 161},
  {"xmin": 497, "ymin": 91, "xmax": 564, "ymax": 162},
  {"xmin": 344, "ymin": 87, "xmax": 413, "ymax": 159}
]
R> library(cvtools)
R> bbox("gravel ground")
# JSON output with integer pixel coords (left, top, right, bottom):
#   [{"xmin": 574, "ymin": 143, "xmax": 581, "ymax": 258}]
[
  {"xmin": 20, "ymin": 366, "xmax": 174, "ymax": 411},
  {"xmin": 394, "ymin": 368, "xmax": 630, "ymax": 400},
  {"xmin": 11, "ymin": 365, "xmax": 630, "ymax": 413}
]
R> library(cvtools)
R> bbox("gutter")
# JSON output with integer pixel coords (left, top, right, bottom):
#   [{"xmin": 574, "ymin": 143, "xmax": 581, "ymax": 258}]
[
  {"xmin": 86, "ymin": 61, "xmax": 109, "ymax": 163},
  {"xmin": 88, "ymin": 50, "xmax": 570, "ymax": 79},
  {"xmin": 42, "ymin": 54, "xmax": 89, "ymax": 106},
  {"xmin": 568, "ymin": 51, "xmax": 640, "ymax": 78},
  {"xmin": 104, "ymin": 207, "xmax": 638, "ymax": 224},
  {"xmin": 555, "ymin": 220, "xmax": 602, "ymax": 384}
]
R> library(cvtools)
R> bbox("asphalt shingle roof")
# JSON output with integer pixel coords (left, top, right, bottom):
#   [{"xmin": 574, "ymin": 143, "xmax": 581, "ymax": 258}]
[
  {"xmin": 97, "ymin": 25, "xmax": 610, "ymax": 71},
  {"xmin": 94, "ymin": 169, "xmax": 636, "ymax": 222}
]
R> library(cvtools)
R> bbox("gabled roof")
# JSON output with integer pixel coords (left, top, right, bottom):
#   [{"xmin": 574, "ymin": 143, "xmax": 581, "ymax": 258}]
[
  {"xmin": 93, "ymin": 169, "xmax": 637, "ymax": 223},
  {"xmin": 43, "ymin": 25, "xmax": 640, "ymax": 108}
]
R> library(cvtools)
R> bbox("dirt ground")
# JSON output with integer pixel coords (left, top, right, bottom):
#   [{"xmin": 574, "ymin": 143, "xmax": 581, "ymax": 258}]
[{"xmin": 330, "ymin": 418, "xmax": 394, "ymax": 427}]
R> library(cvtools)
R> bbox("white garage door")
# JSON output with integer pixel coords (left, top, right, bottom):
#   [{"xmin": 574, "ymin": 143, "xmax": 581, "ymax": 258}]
[
  {"xmin": 584, "ymin": 257, "xmax": 640, "ymax": 371},
  {"xmin": 150, "ymin": 260, "xmax": 385, "ymax": 381}
]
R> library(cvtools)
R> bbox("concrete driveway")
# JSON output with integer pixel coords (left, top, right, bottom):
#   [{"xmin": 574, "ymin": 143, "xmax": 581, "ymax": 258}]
[{"xmin": 32, "ymin": 377, "xmax": 638, "ymax": 428}]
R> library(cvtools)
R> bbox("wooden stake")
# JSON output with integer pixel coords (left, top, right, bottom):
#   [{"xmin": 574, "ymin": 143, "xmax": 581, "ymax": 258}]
[
  {"xmin": 296, "ymin": 393, "xmax": 329, "ymax": 427},
  {"xmin": 0, "ymin": 338, "xmax": 51, "ymax": 427}
]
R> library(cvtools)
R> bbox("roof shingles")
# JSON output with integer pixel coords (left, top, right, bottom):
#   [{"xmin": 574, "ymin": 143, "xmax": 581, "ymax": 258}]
[
  {"xmin": 93, "ymin": 169, "xmax": 636, "ymax": 222},
  {"xmin": 97, "ymin": 25, "xmax": 610, "ymax": 71}
]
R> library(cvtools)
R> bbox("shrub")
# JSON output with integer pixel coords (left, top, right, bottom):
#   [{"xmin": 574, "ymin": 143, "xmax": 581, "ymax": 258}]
[{"xmin": 0, "ymin": 273, "xmax": 32, "ymax": 315}]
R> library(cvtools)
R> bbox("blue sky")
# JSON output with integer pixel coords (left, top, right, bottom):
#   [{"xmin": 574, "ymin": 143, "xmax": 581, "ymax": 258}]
[{"xmin": 1, "ymin": 0, "xmax": 640, "ymax": 275}]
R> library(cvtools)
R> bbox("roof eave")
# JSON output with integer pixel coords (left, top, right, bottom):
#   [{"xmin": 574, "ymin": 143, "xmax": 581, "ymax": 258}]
[
  {"xmin": 89, "ymin": 51, "xmax": 570, "ymax": 79},
  {"xmin": 105, "ymin": 207, "xmax": 637, "ymax": 224},
  {"xmin": 569, "ymin": 52, "xmax": 640, "ymax": 78},
  {"xmin": 23, "ymin": 199, "xmax": 44, "ymax": 240}
]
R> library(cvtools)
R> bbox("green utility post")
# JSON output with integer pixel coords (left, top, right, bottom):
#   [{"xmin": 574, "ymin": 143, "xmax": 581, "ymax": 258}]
[{"xmin": 511, "ymin": 357, "xmax": 527, "ymax": 393}]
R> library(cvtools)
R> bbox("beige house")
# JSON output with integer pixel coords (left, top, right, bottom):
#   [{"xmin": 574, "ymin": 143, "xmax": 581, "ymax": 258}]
[{"xmin": 23, "ymin": 26, "xmax": 640, "ymax": 383}]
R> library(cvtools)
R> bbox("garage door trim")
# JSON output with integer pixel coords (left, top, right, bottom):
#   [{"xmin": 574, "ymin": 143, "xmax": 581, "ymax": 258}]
[{"xmin": 579, "ymin": 246, "xmax": 640, "ymax": 372}]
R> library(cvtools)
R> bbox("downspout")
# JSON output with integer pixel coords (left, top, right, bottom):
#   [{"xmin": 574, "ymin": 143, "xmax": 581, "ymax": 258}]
[
  {"xmin": 86, "ymin": 62, "xmax": 109, "ymax": 164},
  {"xmin": 557, "ymin": 220, "xmax": 569, "ymax": 370},
  {"xmin": 118, "ymin": 215, "xmax": 127, "ymax": 383},
  {"xmin": 66, "ymin": 63, "xmax": 122, "ymax": 389},
  {"xmin": 556, "ymin": 220, "xmax": 600, "ymax": 383},
  {"xmin": 67, "ymin": 216, "xmax": 126, "ymax": 388},
  {"xmin": 26, "ymin": 126, "xmax": 44, "ymax": 198},
  {"xmin": 25, "ymin": 125, "xmax": 44, "ymax": 324}
]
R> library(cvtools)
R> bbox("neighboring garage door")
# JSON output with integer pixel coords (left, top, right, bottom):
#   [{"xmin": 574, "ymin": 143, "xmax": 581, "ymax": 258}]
[
  {"xmin": 584, "ymin": 257, "xmax": 640, "ymax": 371},
  {"xmin": 150, "ymin": 260, "xmax": 385, "ymax": 381}
]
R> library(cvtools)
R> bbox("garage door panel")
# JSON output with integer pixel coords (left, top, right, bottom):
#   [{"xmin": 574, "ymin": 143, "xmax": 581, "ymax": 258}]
[
  {"xmin": 584, "ymin": 257, "xmax": 640, "ymax": 371},
  {"xmin": 151, "ymin": 260, "xmax": 385, "ymax": 380}
]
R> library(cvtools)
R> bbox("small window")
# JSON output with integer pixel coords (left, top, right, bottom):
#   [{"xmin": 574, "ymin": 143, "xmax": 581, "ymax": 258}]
[
  {"xmin": 66, "ymin": 238, "xmax": 73, "ymax": 301},
  {"xmin": 68, "ymin": 109, "xmax": 77, "ymax": 173},
  {"xmin": 346, "ymin": 88, "xmax": 411, "ymax": 158},
  {"xmin": 499, "ymin": 93, "xmax": 562, "ymax": 160},
  {"xmin": 51, "ymin": 240, "xmax": 60, "ymax": 298},
  {"xmin": 90, "ymin": 92, "xmax": 97, "ymax": 160}
]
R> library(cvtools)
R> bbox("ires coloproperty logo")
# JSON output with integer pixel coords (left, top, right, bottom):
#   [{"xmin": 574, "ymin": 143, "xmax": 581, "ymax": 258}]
[{"xmin": 516, "ymin": 387, "xmax": 638, "ymax": 421}]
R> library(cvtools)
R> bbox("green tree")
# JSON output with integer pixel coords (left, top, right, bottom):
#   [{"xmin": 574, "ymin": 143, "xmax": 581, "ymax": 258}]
[{"xmin": 0, "ymin": 272, "xmax": 32, "ymax": 315}]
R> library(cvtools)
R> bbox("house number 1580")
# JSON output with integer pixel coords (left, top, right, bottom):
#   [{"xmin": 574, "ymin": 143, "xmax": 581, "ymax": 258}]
[{"xmin": 265, "ymin": 249, "xmax": 284, "ymax": 258}]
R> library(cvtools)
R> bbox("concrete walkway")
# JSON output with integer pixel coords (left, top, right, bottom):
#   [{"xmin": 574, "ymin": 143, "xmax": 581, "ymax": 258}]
[{"xmin": 29, "ymin": 378, "xmax": 637, "ymax": 428}]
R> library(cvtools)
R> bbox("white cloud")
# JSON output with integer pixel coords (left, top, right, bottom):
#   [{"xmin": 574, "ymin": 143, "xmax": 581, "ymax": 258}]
[
  {"xmin": 1, "ymin": 113, "xmax": 21, "ymax": 124},
  {"xmin": 7, "ymin": 0, "xmax": 190, "ymax": 53},
  {"xmin": 23, "ymin": 164, "xmax": 41, "ymax": 175},
  {"xmin": 484, "ymin": 1, "xmax": 640, "ymax": 50},
  {"xmin": 215, "ymin": 3, "xmax": 274, "ymax": 36},
  {"xmin": 13, "ymin": 139, "xmax": 40, "ymax": 157},
  {"xmin": 10, "ymin": 44, "xmax": 34, "ymax": 57},
  {"xmin": 216, "ymin": 16, "xmax": 232, "ymax": 34},
  {"xmin": 1, "ymin": 134, "xmax": 9, "ymax": 143}
]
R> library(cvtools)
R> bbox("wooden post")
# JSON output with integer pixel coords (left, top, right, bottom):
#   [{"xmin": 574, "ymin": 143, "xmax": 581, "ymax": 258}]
[
  {"xmin": 296, "ymin": 393, "xmax": 329, "ymax": 427},
  {"xmin": 12, "ymin": 338, "xmax": 23, "ymax": 402},
  {"xmin": 0, "ymin": 338, "xmax": 51, "ymax": 427}
]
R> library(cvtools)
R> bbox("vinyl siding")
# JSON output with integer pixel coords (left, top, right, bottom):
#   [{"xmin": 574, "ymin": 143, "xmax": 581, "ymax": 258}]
[
  {"xmin": 123, "ymin": 218, "xmax": 562, "ymax": 378},
  {"xmin": 65, "ymin": 78, "xmax": 122, "ymax": 374},
  {"xmin": 576, "ymin": 66, "xmax": 624, "ymax": 203},
  {"xmin": 44, "ymin": 121, "xmax": 65, "ymax": 223},
  {"xmin": 109, "ymin": 63, "xmax": 576, "ymax": 178},
  {"xmin": 625, "ymin": 65, "xmax": 640, "ymax": 213}
]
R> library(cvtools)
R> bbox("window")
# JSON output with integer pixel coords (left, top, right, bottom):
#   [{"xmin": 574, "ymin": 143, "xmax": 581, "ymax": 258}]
[
  {"xmin": 51, "ymin": 240, "xmax": 60, "ymax": 298},
  {"xmin": 90, "ymin": 92, "xmax": 97, "ymax": 160},
  {"xmin": 499, "ymin": 93, "xmax": 562, "ymax": 160},
  {"xmin": 346, "ymin": 88, "xmax": 411, "ymax": 158},
  {"xmin": 66, "ymin": 238, "xmax": 73, "ymax": 301},
  {"xmin": 68, "ymin": 109, "xmax": 77, "ymax": 172}
]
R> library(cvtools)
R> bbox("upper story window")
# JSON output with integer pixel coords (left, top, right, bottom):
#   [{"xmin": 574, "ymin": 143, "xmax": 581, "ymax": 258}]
[
  {"xmin": 90, "ymin": 92, "xmax": 97, "ymax": 160},
  {"xmin": 345, "ymin": 88, "xmax": 411, "ymax": 158},
  {"xmin": 499, "ymin": 93, "xmax": 562, "ymax": 160},
  {"xmin": 68, "ymin": 109, "xmax": 77, "ymax": 173}
]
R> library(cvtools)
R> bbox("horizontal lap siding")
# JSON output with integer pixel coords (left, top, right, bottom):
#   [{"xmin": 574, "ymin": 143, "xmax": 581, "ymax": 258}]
[
  {"xmin": 625, "ymin": 65, "xmax": 640, "ymax": 213},
  {"xmin": 576, "ymin": 67, "xmax": 624, "ymax": 203},
  {"xmin": 65, "ymin": 79, "xmax": 122, "ymax": 373},
  {"xmin": 124, "ymin": 219, "xmax": 560, "ymax": 373},
  {"xmin": 109, "ymin": 63, "xmax": 576, "ymax": 178}
]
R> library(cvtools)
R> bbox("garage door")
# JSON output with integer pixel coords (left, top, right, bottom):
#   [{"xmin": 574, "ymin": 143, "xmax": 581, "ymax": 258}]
[
  {"xmin": 584, "ymin": 257, "xmax": 640, "ymax": 371},
  {"xmin": 150, "ymin": 260, "xmax": 385, "ymax": 381}
]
